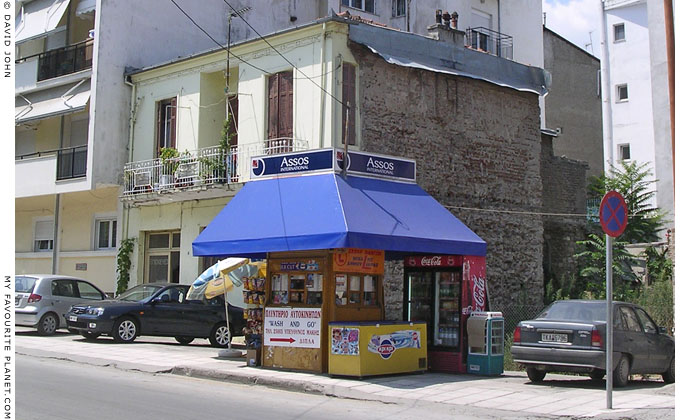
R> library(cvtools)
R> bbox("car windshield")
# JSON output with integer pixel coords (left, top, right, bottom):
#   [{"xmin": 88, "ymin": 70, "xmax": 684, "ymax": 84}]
[
  {"xmin": 15, "ymin": 276, "xmax": 38, "ymax": 293},
  {"xmin": 116, "ymin": 285, "xmax": 163, "ymax": 302},
  {"xmin": 536, "ymin": 301, "xmax": 606, "ymax": 322}
]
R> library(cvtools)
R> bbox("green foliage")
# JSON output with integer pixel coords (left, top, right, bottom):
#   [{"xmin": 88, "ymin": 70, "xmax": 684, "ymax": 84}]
[
  {"xmin": 116, "ymin": 238, "xmax": 136, "ymax": 295},
  {"xmin": 588, "ymin": 161, "xmax": 665, "ymax": 243},
  {"xmin": 573, "ymin": 233, "xmax": 639, "ymax": 300},
  {"xmin": 633, "ymin": 279, "xmax": 674, "ymax": 334},
  {"xmin": 644, "ymin": 246, "xmax": 674, "ymax": 284},
  {"xmin": 159, "ymin": 147, "xmax": 180, "ymax": 174},
  {"xmin": 219, "ymin": 117, "xmax": 237, "ymax": 153}
]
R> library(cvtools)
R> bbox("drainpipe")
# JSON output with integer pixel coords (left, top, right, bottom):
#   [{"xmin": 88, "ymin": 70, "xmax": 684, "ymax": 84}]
[
  {"xmin": 318, "ymin": 22, "xmax": 326, "ymax": 149},
  {"xmin": 52, "ymin": 115, "xmax": 66, "ymax": 274},
  {"xmin": 123, "ymin": 76, "xmax": 138, "ymax": 243}
]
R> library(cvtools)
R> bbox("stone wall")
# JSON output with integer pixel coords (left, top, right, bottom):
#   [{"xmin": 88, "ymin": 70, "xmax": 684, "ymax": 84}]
[
  {"xmin": 351, "ymin": 43, "xmax": 545, "ymax": 311},
  {"xmin": 540, "ymin": 133, "xmax": 589, "ymax": 287}
]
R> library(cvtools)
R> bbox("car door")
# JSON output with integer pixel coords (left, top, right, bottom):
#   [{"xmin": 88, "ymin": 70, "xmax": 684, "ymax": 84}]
[
  {"xmin": 75, "ymin": 281, "xmax": 105, "ymax": 302},
  {"xmin": 634, "ymin": 307, "xmax": 672, "ymax": 372},
  {"xmin": 146, "ymin": 286, "xmax": 189, "ymax": 335},
  {"xmin": 50, "ymin": 279, "xmax": 82, "ymax": 326},
  {"xmin": 183, "ymin": 296, "xmax": 221, "ymax": 336},
  {"xmin": 618, "ymin": 305, "xmax": 650, "ymax": 372}
]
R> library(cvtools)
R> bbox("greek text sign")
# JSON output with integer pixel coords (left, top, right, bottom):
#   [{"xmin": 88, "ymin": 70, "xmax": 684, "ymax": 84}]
[
  {"xmin": 333, "ymin": 248, "xmax": 384, "ymax": 274},
  {"xmin": 263, "ymin": 308, "xmax": 321, "ymax": 348}
]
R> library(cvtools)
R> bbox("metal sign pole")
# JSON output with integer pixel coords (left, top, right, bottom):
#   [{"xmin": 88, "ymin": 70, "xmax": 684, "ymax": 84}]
[{"xmin": 606, "ymin": 234, "xmax": 613, "ymax": 409}]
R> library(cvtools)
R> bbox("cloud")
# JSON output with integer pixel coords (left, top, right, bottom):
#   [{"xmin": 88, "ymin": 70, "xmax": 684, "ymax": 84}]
[{"xmin": 543, "ymin": 0, "xmax": 602, "ymax": 57}]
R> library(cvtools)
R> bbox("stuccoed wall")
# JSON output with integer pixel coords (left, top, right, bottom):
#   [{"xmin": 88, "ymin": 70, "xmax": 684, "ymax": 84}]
[{"xmin": 351, "ymin": 44, "xmax": 544, "ymax": 310}]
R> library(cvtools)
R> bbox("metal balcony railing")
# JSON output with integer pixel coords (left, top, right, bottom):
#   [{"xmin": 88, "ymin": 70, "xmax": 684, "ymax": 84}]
[
  {"xmin": 465, "ymin": 27, "xmax": 513, "ymax": 60},
  {"xmin": 33, "ymin": 39, "xmax": 94, "ymax": 82},
  {"xmin": 123, "ymin": 139, "xmax": 309, "ymax": 196},
  {"xmin": 57, "ymin": 145, "xmax": 88, "ymax": 180}
]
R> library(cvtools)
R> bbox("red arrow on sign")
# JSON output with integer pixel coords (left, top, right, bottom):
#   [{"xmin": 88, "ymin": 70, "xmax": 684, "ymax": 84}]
[{"xmin": 270, "ymin": 337, "xmax": 295, "ymax": 344}]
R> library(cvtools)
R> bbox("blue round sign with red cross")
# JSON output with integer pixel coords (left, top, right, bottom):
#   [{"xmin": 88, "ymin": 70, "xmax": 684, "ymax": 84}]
[{"xmin": 599, "ymin": 191, "xmax": 628, "ymax": 237}]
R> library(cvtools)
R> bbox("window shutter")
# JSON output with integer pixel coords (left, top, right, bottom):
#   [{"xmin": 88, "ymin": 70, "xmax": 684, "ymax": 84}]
[
  {"xmin": 227, "ymin": 96, "xmax": 239, "ymax": 146},
  {"xmin": 278, "ymin": 71, "xmax": 293, "ymax": 139},
  {"xmin": 342, "ymin": 63, "xmax": 356, "ymax": 145},
  {"xmin": 170, "ymin": 97, "xmax": 177, "ymax": 148},
  {"xmin": 268, "ymin": 73, "xmax": 279, "ymax": 139},
  {"xmin": 35, "ymin": 220, "xmax": 54, "ymax": 240}
]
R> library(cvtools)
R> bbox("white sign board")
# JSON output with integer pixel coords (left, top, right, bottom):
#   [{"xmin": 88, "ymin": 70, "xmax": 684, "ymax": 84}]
[{"xmin": 263, "ymin": 307, "xmax": 321, "ymax": 348}]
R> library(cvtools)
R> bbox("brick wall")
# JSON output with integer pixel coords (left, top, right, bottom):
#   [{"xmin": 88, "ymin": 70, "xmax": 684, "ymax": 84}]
[{"xmin": 351, "ymin": 44, "xmax": 545, "ymax": 314}]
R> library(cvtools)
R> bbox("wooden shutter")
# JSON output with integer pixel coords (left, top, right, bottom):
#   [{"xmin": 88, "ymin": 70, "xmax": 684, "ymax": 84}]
[
  {"xmin": 169, "ymin": 97, "xmax": 177, "ymax": 148},
  {"xmin": 228, "ymin": 96, "xmax": 239, "ymax": 146},
  {"xmin": 342, "ymin": 63, "xmax": 356, "ymax": 145},
  {"xmin": 278, "ymin": 71, "xmax": 293, "ymax": 139},
  {"xmin": 268, "ymin": 74, "xmax": 279, "ymax": 139}
]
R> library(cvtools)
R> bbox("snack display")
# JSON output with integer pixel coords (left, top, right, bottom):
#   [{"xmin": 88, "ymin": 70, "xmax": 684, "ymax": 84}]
[{"xmin": 242, "ymin": 276, "xmax": 266, "ymax": 342}]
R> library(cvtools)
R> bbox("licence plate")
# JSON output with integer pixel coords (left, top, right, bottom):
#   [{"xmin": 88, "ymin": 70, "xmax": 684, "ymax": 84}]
[
  {"xmin": 541, "ymin": 333, "xmax": 568, "ymax": 343},
  {"xmin": 69, "ymin": 316, "xmax": 77, "ymax": 322}
]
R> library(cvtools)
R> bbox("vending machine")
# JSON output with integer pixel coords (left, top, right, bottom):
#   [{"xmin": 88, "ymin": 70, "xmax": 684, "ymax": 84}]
[{"xmin": 403, "ymin": 255, "xmax": 487, "ymax": 373}]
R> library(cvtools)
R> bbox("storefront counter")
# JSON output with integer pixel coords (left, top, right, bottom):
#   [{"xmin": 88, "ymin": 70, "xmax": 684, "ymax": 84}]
[{"xmin": 328, "ymin": 321, "xmax": 427, "ymax": 377}]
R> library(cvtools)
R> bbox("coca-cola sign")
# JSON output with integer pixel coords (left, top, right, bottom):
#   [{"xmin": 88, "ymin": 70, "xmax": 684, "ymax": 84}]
[
  {"xmin": 472, "ymin": 275, "xmax": 486, "ymax": 310},
  {"xmin": 405, "ymin": 256, "xmax": 463, "ymax": 267}
]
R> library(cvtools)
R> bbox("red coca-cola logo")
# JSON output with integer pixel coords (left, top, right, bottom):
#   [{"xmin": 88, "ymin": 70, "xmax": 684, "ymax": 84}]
[
  {"xmin": 473, "ymin": 276, "xmax": 486, "ymax": 309},
  {"xmin": 421, "ymin": 256, "xmax": 442, "ymax": 266}
]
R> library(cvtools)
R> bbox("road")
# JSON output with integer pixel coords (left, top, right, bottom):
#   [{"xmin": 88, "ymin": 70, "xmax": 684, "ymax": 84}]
[{"xmin": 18, "ymin": 354, "xmax": 525, "ymax": 420}]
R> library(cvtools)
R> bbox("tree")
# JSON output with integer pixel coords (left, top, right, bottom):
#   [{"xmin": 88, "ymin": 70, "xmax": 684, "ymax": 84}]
[
  {"xmin": 588, "ymin": 161, "xmax": 665, "ymax": 243},
  {"xmin": 573, "ymin": 233, "xmax": 638, "ymax": 300}
]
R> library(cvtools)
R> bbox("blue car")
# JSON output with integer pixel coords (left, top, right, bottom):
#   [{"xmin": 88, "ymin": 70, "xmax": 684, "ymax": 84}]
[{"xmin": 65, "ymin": 283, "xmax": 245, "ymax": 347}]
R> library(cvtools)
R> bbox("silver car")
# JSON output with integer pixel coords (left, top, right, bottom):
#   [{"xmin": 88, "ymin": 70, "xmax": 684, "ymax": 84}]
[{"xmin": 15, "ymin": 275, "xmax": 107, "ymax": 335}]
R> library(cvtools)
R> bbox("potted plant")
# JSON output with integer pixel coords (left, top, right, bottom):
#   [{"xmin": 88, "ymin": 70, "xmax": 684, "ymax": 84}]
[{"xmin": 159, "ymin": 147, "xmax": 179, "ymax": 186}]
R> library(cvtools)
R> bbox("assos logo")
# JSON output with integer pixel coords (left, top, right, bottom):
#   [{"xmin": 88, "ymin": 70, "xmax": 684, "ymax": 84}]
[
  {"xmin": 335, "ymin": 150, "xmax": 351, "ymax": 171},
  {"xmin": 376, "ymin": 339, "xmax": 396, "ymax": 359},
  {"xmin": 366, "ymin": 157, "xmax": 395, "ymax": 173},
  {"xmin": 252, "ymin": 158, "xmax": 265, "ymax": 177},
  {"xmin": 281, "ymin": 156, "xmax": 310, "ymax": 168}
]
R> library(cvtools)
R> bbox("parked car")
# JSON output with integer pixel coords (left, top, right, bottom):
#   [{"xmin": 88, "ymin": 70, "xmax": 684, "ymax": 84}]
[
  {"xmin": 511, "ymin": 300, "xmax": 674, "ymax": 387},
  {"xmin": 15, "ymin": 274, "xmax": 107, "ymax": 335},
  {"xmin": 65, "ymin": 283, "xmax": 245, "ymax": 347}
]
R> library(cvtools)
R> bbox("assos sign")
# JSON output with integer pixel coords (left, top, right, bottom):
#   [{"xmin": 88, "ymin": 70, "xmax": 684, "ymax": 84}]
[
  {"xmin": 336, "ymin": 150, "xmax": 416, "ymax": 182},
  {"xmin": 250, "ymin": 149, "xmax": 333, "ymax": 179}
]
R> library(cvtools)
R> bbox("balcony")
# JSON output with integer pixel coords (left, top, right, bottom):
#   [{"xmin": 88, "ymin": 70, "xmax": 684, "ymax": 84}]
[
  {"xmin": 15, "ymin": 145, "xmax": 90, "ymax": 197},
  {"xmin": 16, "ymin": 39, "xmax": 93, "ymax": 88},
  {"xmin": 465, "ymin": 27, "xmax": 513, "ymax": 60},
  {"xmin": 56, "ymin": 145, "xmax": 88, "ymax": 180},
  {"xmin": 123, "ymin": 139, "xmax": 309, "ymax": 197}
]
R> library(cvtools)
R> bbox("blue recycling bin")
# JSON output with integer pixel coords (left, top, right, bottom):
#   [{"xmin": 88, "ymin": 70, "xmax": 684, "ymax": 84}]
[{"xmin": 466, "ymin": 312, "xmax": 504, "ymax": 375}]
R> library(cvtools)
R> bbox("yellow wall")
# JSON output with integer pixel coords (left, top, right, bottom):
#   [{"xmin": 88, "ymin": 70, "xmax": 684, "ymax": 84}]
[
  {"xmin": 124, "ymin": 195, "xmax": 236, "ymax": 288},
  {"xmin": 198, "ymin": 71, "xmax": 227, "ymax": 149},
  {"xmin": 16, "ymin": 257, "xmax": 52, "ymax": 275},
  {"xmin": 15, "ymin": 195, "xmax": 56, "ymax": 252},
  {"xmin": 34, "ymin": 117, "xmax": 62, "ymax": 151},
  {"xmin": 59, "ymin": 187, "xmax": 119, "ymax": 251}
]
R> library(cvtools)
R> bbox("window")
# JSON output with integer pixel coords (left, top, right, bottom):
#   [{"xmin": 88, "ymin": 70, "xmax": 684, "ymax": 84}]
[
  {"xmin": 342, "ymin": 0, "xmax": 375, "ymax": 13},
  {"xmin": 335, "ymin": 274, "xmax": 378, "ymax": 307},
  {"xmin": 145, "ymin": 231, "xmax": 181, "ymax": 283},
  {"xmin": 95, "ymin": 218, "xmax": 117, "ymax": 249},
  {"xmin": 76, "ymin": 281, "xmax": 103, "ymax": 300},
  {"xmin": 270, "ymin": 272, "xmax": 323, "ymax": 306},
  {"xmin": 613, "ymin": 23, "xmax": 625, "ymax": 42},
  {"xmin": 156, "ymin": 97, "xmax": 177, "ymax": 152},
  {"xmin": 619, "ymin": 144, "xmax": 631, "ymax": 161},
  {"xmin": 267, "ymin": 71, "xmax": 293, "ymax": 151},
  {"xmin": 157, "ymin": 286, "xmax": 187, "ymax": 304},
  {"xmin": 34, "ymin": 219, "xmax": 54, "ymax": 252},
  {"xmin": 51, "ymin": 280, "xmax": 77, "ymax": 298},
  {"xmin": 392, "ymin": 0, "xmax": 405, "ymax": 17},
  {"xmin": 620, "ymin": 306, "xmax": 642, "ymax": 332},
  {"xmin": 634, "ymin": 308, "xmax": 658, "ymax": 334},
  {"xmin": 342, "ymin": 63, "xmax": 356, "ymax": 146},
  {"xmin": 616, "ymin": 84, "xmax": 628, "ymax": 102}
]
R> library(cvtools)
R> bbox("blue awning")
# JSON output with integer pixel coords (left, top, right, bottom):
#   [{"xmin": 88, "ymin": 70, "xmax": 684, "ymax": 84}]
[{"xmin": 192, "ymin": 173, "xmax": 486, "ymax": 258}]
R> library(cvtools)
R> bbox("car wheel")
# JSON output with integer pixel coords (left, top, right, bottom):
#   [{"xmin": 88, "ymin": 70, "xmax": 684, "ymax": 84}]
[
  {"xmin": 589, "ymin": 369, "xmax": 605, "ymax": 381},
  {"xmin": 209, "ymin": 323, "xmax": 231, "ymax": 348},
  {"xmin": 175, "ymin": 336, "xmax": 195, "ymax": 345},
  {"xmin": 112, "ymin": 317, "xmax": 138, "ymax": 343},
  {"xmin": 37, "ymin": 313, "xmax": 59, "ymax": 336},
  {"xmin": 662, "ymin": 357, "xmax": 675, "ymax": 384},
  {"xmin": 80, "ymin": 331, "xmax": 100, "ymax": 341},
  {"xmin": 526, "ymin": 367, "xmax": 546, "ymax": 383},
  {"xmin": 613, "ymin": 355, "xmax": 630, "ymax": 387}
]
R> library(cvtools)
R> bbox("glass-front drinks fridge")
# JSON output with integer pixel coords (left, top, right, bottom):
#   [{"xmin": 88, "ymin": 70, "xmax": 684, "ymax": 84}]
[{"xmin": 404, "ymin": 255, "xmax": 487, "ymax": 373}]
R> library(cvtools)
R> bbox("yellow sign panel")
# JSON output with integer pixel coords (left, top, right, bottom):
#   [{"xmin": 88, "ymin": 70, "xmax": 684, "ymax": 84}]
[{"xmin": 333, "ymin": 248, "xmax": 384, "ymax": 274}]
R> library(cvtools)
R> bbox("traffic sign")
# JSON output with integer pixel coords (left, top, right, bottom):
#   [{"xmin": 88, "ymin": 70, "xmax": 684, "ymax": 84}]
[{"xmin": 599, "ymin": 191, "xmax": 628, "ymax": 237}]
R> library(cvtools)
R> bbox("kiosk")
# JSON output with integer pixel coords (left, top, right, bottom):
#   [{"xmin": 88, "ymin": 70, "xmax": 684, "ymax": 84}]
[{"xmin": 192, "ymin": 149, "xmax": 487, "ymax": 374}]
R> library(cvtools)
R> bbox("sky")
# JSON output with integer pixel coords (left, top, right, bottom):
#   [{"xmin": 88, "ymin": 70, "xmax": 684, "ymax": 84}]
[{"xmin": 542, "ymin": 0, "xmax": 603, "ymax": 57}]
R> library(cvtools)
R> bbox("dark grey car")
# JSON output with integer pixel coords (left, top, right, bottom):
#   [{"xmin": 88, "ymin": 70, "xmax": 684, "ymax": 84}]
[{"xmin": 511, "ymin": 300, "xmax": 674, "ymax": 387}]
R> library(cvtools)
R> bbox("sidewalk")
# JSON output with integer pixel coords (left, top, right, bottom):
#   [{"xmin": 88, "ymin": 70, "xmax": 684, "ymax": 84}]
[{"xmin": 16, "ymin": 329, "xmax": 674, "ymax": 418}]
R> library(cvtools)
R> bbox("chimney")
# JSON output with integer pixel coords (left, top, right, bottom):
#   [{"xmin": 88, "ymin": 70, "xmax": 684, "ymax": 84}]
[
  {"xmin": 442, "ymin": 11, "xmax": 451, "ymax": 27},
  {"xmin": 451, "ymin": 12, "xmax": 458, "ymax": 29}
]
